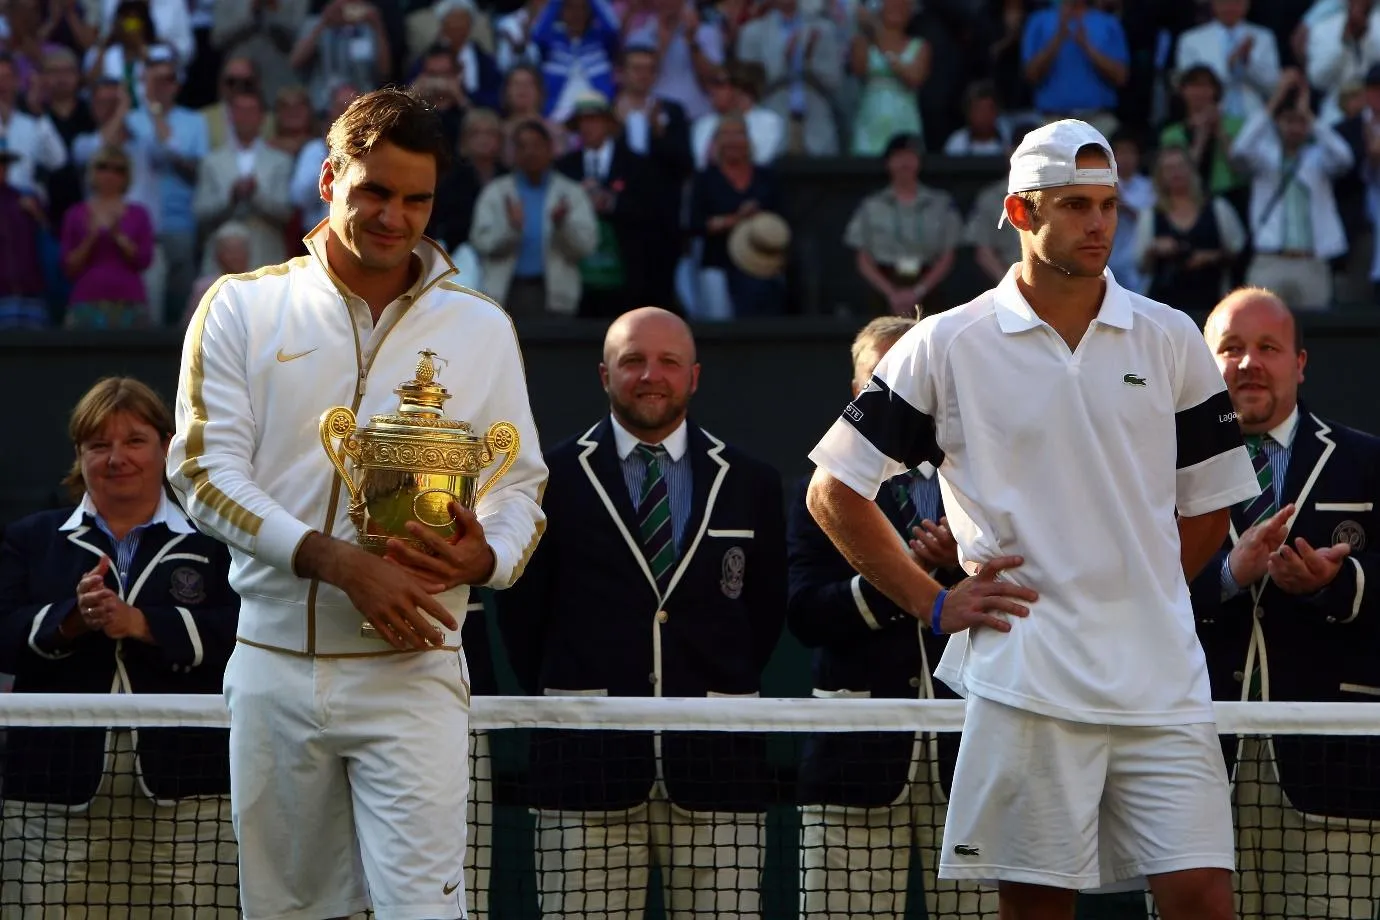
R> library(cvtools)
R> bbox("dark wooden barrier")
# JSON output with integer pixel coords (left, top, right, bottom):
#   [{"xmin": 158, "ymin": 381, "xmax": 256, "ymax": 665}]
[{"xmin": 5, "ymin": 310, "xmax": 1380, "ymax": 526}]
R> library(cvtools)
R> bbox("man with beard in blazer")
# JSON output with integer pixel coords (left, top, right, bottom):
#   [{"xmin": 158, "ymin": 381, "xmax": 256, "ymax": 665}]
[
  {"xmin": 556, "ymin": 91, "xmax": 657, "ymax": 318},
  {"xmin": 1194, "ymin": 286, "xmax": 1380, "ymax": 920},
  {"xmin": 788, "ymin": 314, "xmax": 998, "ymax": 920},
  {"xmin": 495, "ymin": 306, "xmax": 786, "ymax": 920}
]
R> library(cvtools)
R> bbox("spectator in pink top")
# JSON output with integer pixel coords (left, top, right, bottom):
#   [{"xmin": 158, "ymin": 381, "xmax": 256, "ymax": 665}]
[{"xmin": 59, "ymin": 143, "xmax": 154, "ymax": 329}]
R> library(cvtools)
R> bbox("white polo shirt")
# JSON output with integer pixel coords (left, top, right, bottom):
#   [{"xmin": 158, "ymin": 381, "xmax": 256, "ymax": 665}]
[{"xmin": 809, "ymin": 267, "xmax": 1260, "ymax": 726}]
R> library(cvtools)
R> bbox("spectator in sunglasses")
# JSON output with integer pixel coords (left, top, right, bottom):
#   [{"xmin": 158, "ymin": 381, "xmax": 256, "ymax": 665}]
[{"xmin": 59, "ymin": 144, "xmax": 155, "ymax": 328}]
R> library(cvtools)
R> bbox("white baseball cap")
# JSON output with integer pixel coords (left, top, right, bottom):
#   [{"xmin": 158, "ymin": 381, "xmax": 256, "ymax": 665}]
[{"xmin": 998, "ymin": 119, "xmax": 1118, "ymax": 227}]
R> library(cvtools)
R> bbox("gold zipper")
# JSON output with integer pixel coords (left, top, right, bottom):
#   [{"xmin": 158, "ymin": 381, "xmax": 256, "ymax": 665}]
[
  {"xmin": 303, "ymin": 257, "xmax": 454, "ymax": 653},
  {"xmin": 305, "ymin": 297, "xmax": 366, "ymax": 655}
]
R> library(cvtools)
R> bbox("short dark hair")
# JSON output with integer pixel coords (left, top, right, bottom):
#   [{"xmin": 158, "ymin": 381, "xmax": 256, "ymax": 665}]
[
  {"xmin": 964, "ymin": 80, "xmax": 998, "ymax": 111},
  {"xmin": 511, "ymin": 117, "xmax": 551, "ymax": 146},
  {"xmin": 1109, "ymin": 129, "xmax": 1142, "ymax": 152},
  {"xmin": 422, "ymin": 43, "xmax": 458, "ymax": 66},
  {"xmin": 620, "ymin": 42, "xmax": 658, "ymax": 66},
  {"xmin": 327, "ymin": 86, "xmax": 451, "ymax": 173},
  {"xmin": 727, "ymin": 61, "xmax": 766, "ymax": 101}
]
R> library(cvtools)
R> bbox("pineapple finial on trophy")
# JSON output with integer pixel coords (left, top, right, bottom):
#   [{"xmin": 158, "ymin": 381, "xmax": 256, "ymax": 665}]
[
  {"xmin": 395, "ymin": 349, "xmax": 450, "ymax": 417},
  {"xmin": 415, "ymin": 348, "xmax": 437, "ymax": 384}
]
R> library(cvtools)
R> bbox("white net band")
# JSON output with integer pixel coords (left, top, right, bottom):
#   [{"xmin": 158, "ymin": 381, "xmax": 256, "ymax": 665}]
[{"xmin": 3, "ymin": 693, "xmax": 1379, "ymax": 734}]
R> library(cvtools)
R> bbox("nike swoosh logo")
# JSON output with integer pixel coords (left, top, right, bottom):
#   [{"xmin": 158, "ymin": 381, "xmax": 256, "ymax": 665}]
[
  {"xmin": 442, "ymin": 880, "xmax": 461, "ymax": 895},
  {"xmin": 276, "ymin": 347, "xmax": 318, "ymax": 363}
]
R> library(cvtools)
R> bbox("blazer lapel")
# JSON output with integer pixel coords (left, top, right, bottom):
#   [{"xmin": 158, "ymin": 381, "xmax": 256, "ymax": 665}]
[
  {"xmin": 1246, "ymin": 409, "xmax": 1335, "ymax": 600},
  {"xmin": 576, "ymin": 418, "xmax": 659, "ymax": 595},
  {"xmin": 662, "ymin": 425, "xmax": 730, "ymax": 603},
  {"xmin": 1226, "ymin": 410, "xmax": 1334, "ymax": 546},
  {"xmin": 65, "ymin": 524, "xmax": 121, "ymax": 595},
  {"xmin": 1279, "ymin": 410, "xmax": 1333, "ymax": 540},
  {"xmin": 125, "ymin": 527, "xmax": 191, "ymax": 607}
]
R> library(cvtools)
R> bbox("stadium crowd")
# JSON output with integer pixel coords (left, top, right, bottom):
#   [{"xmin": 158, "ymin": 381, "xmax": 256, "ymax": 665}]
[{"xmin": 0, "ymin": 0, "xmax": 1378, "ymax": 327}]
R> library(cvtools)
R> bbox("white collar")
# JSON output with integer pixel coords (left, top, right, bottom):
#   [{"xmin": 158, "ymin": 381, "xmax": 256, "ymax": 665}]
[
  {"xmin": 1263, "ymin": 406, "xmax": 1300, "ymax": 449},
  {"xmin": 610, "ymin": 414, "xmax": 689, "ymax": 462},
  {"xmin": 586, "ymin": 139, "xmax": 614, "ymax": 174},
  {"xmin": 915, "ymin": 461, "xmax": 936, "ymax": 479},
  {"xmin": 60, "ymin": 490, "xmax": 195, "ymax": 534},
  {"xmin": 992, "ymin": 264, "xmax": 1134, "ymax": 334},
  {"xmin": 457, "ymin": 44, "xmax": 479, "ymax": 93}
]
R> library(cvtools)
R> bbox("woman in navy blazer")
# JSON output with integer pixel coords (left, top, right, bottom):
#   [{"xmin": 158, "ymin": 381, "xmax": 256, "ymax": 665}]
[{"xmin": 0, "ymin": 377, "xmax": 239, "ymax": 917}]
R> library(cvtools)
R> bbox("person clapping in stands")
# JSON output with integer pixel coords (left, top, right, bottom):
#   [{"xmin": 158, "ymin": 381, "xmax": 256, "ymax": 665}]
[{"xmin": 0, "ymin": 377, "xmax": 238, "ymax": 918}]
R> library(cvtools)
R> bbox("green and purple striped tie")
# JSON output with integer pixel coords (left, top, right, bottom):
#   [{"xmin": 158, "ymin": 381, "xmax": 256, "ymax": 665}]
[
  {"xmin": 636, "ymin": 444, "xmax": 675, "ymax": 591},
  {"xmin": 1233, "ymin": 434, "xmax": 1277, "ymax": 534}
]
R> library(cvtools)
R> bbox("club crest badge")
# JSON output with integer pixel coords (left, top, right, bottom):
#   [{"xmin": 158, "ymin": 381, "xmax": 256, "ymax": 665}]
[
  {"xmin": 1333, "ymin": 520, "xmax": 1366, "ymax": 553},
  {"xmin": 169, "ymin": 566, "xmax": 206, "ymax": 605},
  {"xmin": 721, "ymin": 547, "xmax": 745, "ymax": 599}
]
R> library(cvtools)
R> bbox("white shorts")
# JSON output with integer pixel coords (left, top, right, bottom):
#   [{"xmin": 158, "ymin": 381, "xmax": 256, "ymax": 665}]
[
  {"xmin": 224, "ymin": 641, "xmax": 472, "ymax": 920},
  {"xmin": 938, "ymin": 695, "xmax": 1234, "ymax": 892}
]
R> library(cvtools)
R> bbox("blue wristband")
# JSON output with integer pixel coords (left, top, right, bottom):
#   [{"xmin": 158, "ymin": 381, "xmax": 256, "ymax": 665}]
[{"xmin": 930, "ymin": 589, "xmax": 948, "ymax": 636}]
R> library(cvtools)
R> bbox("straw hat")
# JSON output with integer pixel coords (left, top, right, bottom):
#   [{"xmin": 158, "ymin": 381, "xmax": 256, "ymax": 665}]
[
  {"xmin": 728, "ymin": 212, "xmax": 791, "ymax": 279},
  {"xmin": 565, "ymin": 90, "xmax": 616, "ymax": 129}
]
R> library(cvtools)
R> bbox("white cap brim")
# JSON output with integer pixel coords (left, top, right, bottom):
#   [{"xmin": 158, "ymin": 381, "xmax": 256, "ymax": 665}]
[{"xmin": 996, "ymin": 167, "xmax": 1118, "ymax": 227}]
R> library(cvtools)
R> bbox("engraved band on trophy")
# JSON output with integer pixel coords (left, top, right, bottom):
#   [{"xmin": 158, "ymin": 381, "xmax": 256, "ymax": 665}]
[{"xmin": 319, "ymin": 349, "xmax": 520, "ymax": 638}]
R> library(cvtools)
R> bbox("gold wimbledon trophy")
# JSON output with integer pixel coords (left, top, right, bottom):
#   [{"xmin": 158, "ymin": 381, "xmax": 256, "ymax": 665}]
[{"xmin": 319, "ymin": 349, "xmax": 520, "ymax": 638}]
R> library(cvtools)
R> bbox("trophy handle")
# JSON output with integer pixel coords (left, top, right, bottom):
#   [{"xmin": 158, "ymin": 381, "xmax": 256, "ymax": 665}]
[
  {"xmin": 474, "ymin": 421, "xmax": 521, "ymax": 505},
  {"xmin": 319, "ymin": 407, "xmax": 363, "ymax": 508}
]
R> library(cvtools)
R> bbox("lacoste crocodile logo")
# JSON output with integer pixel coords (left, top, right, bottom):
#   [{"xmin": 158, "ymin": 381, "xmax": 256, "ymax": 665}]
[
  {"xmin": 953, "ymin": 844, "xmax": 980, "ymax": 856},
  {"xmin": 1123, "ymin": 373, "xmax": 1147, "ymax": 387}
]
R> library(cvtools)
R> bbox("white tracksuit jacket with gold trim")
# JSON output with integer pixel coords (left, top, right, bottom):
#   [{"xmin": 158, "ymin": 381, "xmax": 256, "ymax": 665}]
[{"xmin": 168, "ymin": 228, "xmax": 548, "ymax": 656}]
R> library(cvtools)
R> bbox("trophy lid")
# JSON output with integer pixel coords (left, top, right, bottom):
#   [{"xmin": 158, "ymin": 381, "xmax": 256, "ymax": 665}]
[{"xmin": 369, "ymin": 349, "xmax": 473, "ymax": 434}]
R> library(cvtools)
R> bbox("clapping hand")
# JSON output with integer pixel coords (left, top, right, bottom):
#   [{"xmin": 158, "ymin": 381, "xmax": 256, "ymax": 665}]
[
  {"xmin": 1268, "ymin": 536, "xmax": 1351, "ymax": 595},
  {"xmin": 887, "ymin": 287, "xmax": 917, "ymax": 316},
  {"xmin": 1227, "ymin": 504, "xmax": 1295, "ymax": 586},
  {"xmin": 75, "ymin": 556, "xmax": 152, "ymax": 642},
  {"xmin": 232, "ymin": 175, "xmax": 257, "ymax": 201},
  {"xmin": 1231, "ymin": 34, "xmax": 1254, "ymax": 64},
  {"xmin": 75, "ymin": 555, "xmax": 114, "ymax": 634},
  {"xmin": 909, "ymin": 517, "xmax": 959, "ymax": 571}
]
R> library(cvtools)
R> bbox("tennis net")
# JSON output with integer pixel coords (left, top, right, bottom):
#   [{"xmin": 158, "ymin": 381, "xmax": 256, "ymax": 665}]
[{"xmin": 0, "ymin": 695, "xmax": 1377, "ymax": 919}]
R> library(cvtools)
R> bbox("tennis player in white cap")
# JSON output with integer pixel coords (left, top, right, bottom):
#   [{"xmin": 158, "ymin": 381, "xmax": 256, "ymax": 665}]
[{"xmin": 804, "ymin": 119, "xmax": 1261, "ymax": 920}]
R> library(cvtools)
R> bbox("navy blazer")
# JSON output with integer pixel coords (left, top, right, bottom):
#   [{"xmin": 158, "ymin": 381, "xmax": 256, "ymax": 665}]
[
  {"xmin": 787, "ymin": 474, "xmax": 964, "ymax": 808},
  {"xmin": 1191, "ymin": 408, "xmax": 1380, "ymax": 819},
  {"xmin": 0, "ymin": 503, "xmax": 238, "ymax": 805},
  {"xmin": 463, "ymin": 592, "xmax": 497, "ymax": 697},
  {"xmin": 556, "ymin": 138, "xmax": 661, "ymax": 306},
  {"xmin": 495, "ymin": 417, "xmax": 787, "ymax": 812}
]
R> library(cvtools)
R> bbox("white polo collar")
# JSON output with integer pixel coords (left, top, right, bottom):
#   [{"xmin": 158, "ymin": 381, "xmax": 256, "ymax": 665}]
[
  {"xmin": 610, "ymin": 414, "xmax": 689, "ymax": 462},
  {"xmin": 1263, "ymin": 406, "xmax": 1300, "ymax": 449},
  {"xmin": 992, "ymin": 265, "xmax": 1134, "ymax": 335},
  {"xmin": 60, "ymin": 490, "xmax": 196, "ymax": 534}
]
